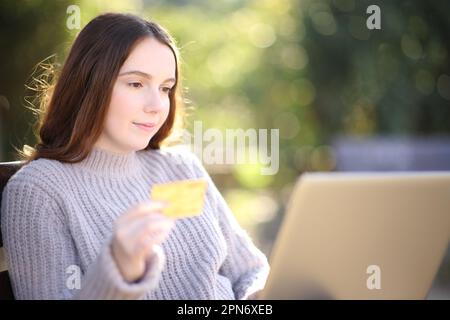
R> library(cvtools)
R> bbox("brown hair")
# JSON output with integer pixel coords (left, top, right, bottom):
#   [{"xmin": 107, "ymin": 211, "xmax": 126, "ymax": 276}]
[{"xmin": 20, "ymin": 13, "xmax": 186, "ymax": 164}]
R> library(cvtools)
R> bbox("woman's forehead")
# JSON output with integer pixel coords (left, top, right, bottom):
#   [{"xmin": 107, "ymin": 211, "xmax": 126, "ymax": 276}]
[{"xmin": 120, "ymin": 37, "xmax": 176, "ymax": 80}]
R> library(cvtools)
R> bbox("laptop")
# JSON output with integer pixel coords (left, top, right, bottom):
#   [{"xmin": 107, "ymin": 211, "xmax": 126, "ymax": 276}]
[{"xmin": 260, "ymin": 172, "xmax": 450, "ymax": 299}]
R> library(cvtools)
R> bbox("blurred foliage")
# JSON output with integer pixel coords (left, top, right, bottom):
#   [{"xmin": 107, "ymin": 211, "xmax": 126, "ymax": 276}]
[
  {"xmin": 301, "ymin": 0, "xmax": 450, "ymax": 137},
  {"xmin": 0, "ymin": 0, "xmax": 72, "ymax": 159},
  {"xmin": 1, "ymin": 1, "xmax": 450, "ymax": 278}
]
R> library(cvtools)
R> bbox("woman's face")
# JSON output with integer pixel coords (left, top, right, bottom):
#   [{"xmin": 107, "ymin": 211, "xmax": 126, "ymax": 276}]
[{"xmin": 95, "ymin": 37, "xmax": 176, "ymax": 154}]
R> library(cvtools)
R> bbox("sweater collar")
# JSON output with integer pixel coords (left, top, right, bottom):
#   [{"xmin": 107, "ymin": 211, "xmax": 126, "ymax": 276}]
[{"xmin": 75, "ymin": 147, "xmax": 140, "ymax": 178}]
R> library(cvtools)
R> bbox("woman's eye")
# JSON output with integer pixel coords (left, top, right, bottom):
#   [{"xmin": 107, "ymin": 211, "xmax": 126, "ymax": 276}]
[
  {"xmin": 161, "ymin": 87, "xmax": 172, "ymax": 94},
  {"xmin": 128, "ymin": 82, "xmax": 143, "ymax": 88}
]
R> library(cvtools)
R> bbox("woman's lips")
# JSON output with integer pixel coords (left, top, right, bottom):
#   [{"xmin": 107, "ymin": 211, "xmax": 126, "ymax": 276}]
[{"xmin": 133, "ymin": 122, "xmax": 156, "ymax": 132}]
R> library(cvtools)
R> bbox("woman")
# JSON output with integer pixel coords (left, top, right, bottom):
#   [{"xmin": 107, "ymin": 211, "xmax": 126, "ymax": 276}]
[{"xmin": 1, "ymin": 13, "xmax": 269, "ymax": 300}]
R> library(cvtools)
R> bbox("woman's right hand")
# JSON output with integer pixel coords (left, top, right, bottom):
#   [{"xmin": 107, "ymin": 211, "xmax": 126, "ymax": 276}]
[{"xmin": 111, "ymin": 201, "xmax": 175, "ymax": 283}]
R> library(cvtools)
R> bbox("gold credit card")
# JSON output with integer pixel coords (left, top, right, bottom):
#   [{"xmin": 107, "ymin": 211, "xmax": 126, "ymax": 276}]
[{"xmin": 150, "ymin": 179, "xmax": 208, "ymax": 218}]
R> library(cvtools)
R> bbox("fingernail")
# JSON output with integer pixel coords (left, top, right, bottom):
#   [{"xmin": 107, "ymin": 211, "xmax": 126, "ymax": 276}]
[
  {"xmin": 152, "ymin": 200, "xmax": 168, "ymax": 208},
  {"xmin": 157, "ymin": 200, "xmax": 169, "ymax": 206}
]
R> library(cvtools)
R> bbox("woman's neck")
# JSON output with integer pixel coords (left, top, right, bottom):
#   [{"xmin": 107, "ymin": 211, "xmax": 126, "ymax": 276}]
[{"xmin": 74, "ymin": 146, "xmax": 140, "ymax": 178}]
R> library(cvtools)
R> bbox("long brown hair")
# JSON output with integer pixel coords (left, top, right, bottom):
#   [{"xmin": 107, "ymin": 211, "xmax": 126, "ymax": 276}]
[{"xmin": 20, "ymin": 13, "xmax": 186, "ymax": 164}]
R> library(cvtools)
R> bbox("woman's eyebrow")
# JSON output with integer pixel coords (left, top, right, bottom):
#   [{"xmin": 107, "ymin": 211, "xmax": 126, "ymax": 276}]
[{"xmin": 118, "ymin": 70, "xmax": 176, "ymax": 83}]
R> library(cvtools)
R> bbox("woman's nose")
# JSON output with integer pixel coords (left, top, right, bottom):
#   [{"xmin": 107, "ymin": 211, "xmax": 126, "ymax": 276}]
[{"xmin": 143, "ymin": 87, "xmax": 164, "ymax": 113}]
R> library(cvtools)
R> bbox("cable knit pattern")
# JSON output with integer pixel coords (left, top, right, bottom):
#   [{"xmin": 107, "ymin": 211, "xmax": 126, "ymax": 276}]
[{"xmin": 1, "ymin": 146, "xmax": 269, "ymax": 300}]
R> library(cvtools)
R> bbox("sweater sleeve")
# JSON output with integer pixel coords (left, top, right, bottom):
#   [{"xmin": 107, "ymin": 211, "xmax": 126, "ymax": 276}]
[
  {"xmin": 1, "ymin": 180, "xmax": 164, "ymax": 300},
  {"xmin": 185, "ymin": 152, "xmax": 270, "ymax": 300}
]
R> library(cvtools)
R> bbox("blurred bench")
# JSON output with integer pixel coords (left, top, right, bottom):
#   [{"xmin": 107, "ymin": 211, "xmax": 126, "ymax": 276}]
[
  {"xmin": 333, "ymin": 136, "xmax": 450, "ymax": 171},
  {"xmin": 0, "ymin": 161, "xmax": 24, "ymax": 300}
]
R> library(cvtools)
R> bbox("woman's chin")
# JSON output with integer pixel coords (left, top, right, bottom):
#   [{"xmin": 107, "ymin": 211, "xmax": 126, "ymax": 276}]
[{"xmin": 130, "ymin": 138, "xmax": 153, "ymax": 151}]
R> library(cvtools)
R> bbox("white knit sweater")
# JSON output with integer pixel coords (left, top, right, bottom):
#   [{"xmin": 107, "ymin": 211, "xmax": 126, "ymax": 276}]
[{"xmin": 1, "ymin": 146, "xmax": 269, "ymax": 299}]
